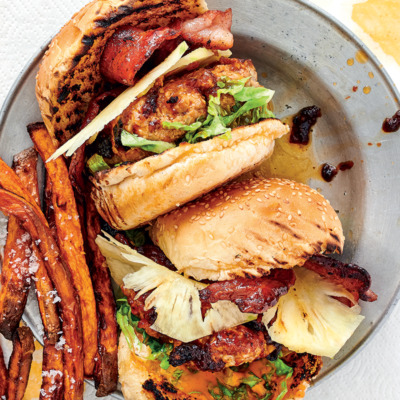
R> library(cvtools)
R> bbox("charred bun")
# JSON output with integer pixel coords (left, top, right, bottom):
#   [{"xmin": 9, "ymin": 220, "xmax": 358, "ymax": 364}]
[
  {"xmin": 150, "ymin": 177, "xmax": 344, "ymax": 281},
  {"xmin": 35, "ymin": 0, "xmax": 207, "ymax": 143}
]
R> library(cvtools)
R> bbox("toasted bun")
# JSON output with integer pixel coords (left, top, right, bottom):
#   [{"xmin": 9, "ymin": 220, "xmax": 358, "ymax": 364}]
[
  {"xmin": 91, "ymin": 119, "xmax": 289, "ymax": 230},
  {"xmin": 118, "ymin": 334, "xmax": 192, "ymax": 400},
  {"xmin": 118, "ymin": 334, "xmax": 315, "ymax": 400},
  {"xmin": 35, "ymin": 0, "xmax": 207, "ymax": 143},
  {"xmin": 150, "ymin": 177, "xmax": 344, "ymax": 281}
]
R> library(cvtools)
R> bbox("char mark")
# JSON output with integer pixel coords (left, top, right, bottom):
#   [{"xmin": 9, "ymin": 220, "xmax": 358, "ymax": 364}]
[
  {"xmin": 169, "ymin": 343, "xmax": 225, "ymax": 371},
  {"xmin": 142, "ymin": 379, "xmax": 169, "ymax": 400}
]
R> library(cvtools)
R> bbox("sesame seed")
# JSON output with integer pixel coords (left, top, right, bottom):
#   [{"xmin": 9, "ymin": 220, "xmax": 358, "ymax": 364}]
[
  {"xmin": 288, "ymin": 215, "xmax": 292, "ymax": 221},
  {"xmin": 209, "ymin": 233, "xmax": 214, "ymax": 240}
]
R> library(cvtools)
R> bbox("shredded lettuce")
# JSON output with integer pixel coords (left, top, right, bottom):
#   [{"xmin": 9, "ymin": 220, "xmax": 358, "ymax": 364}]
[
  {"xmin": 124, "ymin": 228, "xmax": 146, "ymax": 247},
  {"xmin": 162, "ymin": 76, "xmax": 275, "ymax": 144},
  {"xmin": 87, "ymin": 154, "xmax": 110, "ymax": 174},
  {"xmin": 121, "ymin": 130, "xmax": 176, "ymax": 153},
  {"xmin": 241, "ymin": 373, "xmax": 263, "ymax": 388},
  {"xmin": 208, "ymin": 354, "xmax": 293, "ymax": 400},
  {"xmin": 116, "ymin": 297, "xmax": 172, "ymax": 370}
]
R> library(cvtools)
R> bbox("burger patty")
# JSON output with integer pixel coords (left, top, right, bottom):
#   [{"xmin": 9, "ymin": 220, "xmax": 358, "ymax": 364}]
[{"xmin": 110, "ymin": 57, "xmax": 259, "ymax": 162}]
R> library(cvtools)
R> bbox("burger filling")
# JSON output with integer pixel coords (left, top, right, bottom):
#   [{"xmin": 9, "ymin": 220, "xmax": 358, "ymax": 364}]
[{"xmin": 87, "ymin": 57, "xmax": 275, "ymax": 172}]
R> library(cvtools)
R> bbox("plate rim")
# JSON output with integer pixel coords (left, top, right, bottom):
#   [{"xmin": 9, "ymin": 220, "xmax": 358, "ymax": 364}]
[{"xmin": 0, "ymin": 0, "xmax": 399, "ymax": 396}]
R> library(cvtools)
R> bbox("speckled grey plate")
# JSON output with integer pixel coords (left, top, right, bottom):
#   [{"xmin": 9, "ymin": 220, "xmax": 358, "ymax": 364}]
[{"xmin": 1, "ymin": 0, "xmax": 399, "ymax": 398}]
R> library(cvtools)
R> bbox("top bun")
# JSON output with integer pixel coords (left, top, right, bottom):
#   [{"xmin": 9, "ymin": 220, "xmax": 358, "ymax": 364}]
[
  {"xmin": 36, "ymin": 0, "xmax": 207, "ymax": 143},
  {"xmin": 150, "ymin": 177, "xmax": 344, "ymax": 281}
]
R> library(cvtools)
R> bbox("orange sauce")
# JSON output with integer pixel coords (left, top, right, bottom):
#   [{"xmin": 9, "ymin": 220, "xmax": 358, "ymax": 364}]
[
  {"xmin": 363, "ymin": 86, "xmax": 371, "ymax": 94},
  {"xmin": 143, "ymin": 356, "xmax": 300, "ymax": 400},
  {"xmin": 248, "ymin": 116, "xmax": 321, "ymax": 185},
  {"xmin": 355, "ymin": 50, "xmax": 368, "ymax": 64},
  {"xmin": 347, "ymin": 58, "xmax": 354, "ymax": 66}
]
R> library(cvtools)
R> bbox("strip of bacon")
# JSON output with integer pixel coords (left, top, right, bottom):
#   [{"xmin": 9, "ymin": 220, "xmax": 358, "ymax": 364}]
[
  {"xmin": 100, "ymin": 25, "xmax": 181, "ymax": 85},
  {"xmin": 199, "ymin": 269, "xmax": 296, "ymax": 314},
  {"xmin": 303, "ymin": 255, "xmax": 378, "ymax": 302},
  {"xmin": 180, "ymin": 9, "xmax": 233, "ymax": 50}
]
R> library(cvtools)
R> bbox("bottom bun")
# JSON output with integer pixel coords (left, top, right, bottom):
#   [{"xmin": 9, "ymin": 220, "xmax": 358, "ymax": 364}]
[
  {"xmin": 92, "ymin": 118, "xmax": 289, "ymax": 230},
  {"xmin": 118, "ymin": 334, "xmax": 321, "ymax": 400}
]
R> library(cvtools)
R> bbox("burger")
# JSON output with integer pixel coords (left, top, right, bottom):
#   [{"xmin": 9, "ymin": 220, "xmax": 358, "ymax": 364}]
[
  {"xmin": 35, "ymin": 0, "xmax": 289, "ymax": 230},
  {"xmin": 96, "ymin": 177, "xmax": 377, "ymax": 400}
]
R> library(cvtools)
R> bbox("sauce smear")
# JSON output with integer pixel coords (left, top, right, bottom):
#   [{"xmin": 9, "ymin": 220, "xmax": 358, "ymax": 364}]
[
  {"xmin": 289, "ymin": 106, "xmax": 321, "ymax": 145},
  {"xmin": 321, "ymin": 161, "xmax": 354, "ymax": 182},
  {"xmin": 382, "ymin": 110, "xmax": 400, "ymax": 133}
]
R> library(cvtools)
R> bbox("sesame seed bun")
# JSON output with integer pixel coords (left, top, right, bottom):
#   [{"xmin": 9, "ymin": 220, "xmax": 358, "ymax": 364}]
[{"xmin": 150, "ymin": 177, "xmax": 344, "ymax": 281}]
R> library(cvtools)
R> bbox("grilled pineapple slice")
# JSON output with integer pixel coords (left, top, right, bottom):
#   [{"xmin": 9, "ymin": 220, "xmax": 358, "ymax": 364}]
[
  {"xmin": 263, "ymin": 267, "xmax": 364, "ymax": 358},
  {"xmin": 96, "ymin": 235, "xmax": 257, "ymax": 342}
]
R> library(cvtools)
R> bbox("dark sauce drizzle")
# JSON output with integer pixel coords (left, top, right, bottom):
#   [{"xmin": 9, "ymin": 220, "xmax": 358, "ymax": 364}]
[
  {"xmin": 382, "ymin": 110, "xmax": 400, "ymax": 133},
  {"xmin": 289, "ymin": 105, "xmax": 322, "ymax": 145},
  {"xmin": 321, "ymin": 161, "xmax": 354, "ymax": 182}
]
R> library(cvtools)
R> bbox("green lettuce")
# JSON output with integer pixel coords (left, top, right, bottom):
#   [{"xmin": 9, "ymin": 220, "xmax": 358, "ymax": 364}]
[
  {"xmin": 162, "ymin": 76, "xmax": 275, "ymax": 144},
  {"xmin": 116, "ymin": 297, "xmax": 172, "ymax": 370},
  {"xmin": 241, "ymin": 373, "xmax": 263, "ymax": 388},
  {"xmin": 208, "ymin": 354, "xmax": 293, "ymax": 400},
  {"xmin": 121, "ymin": 130, "xmax": 176, "ymax": 153},
  {"xmin": 124, "ymin": 228, "xmax": 146, "ymax": 247},
  {"xmin": 87, "ymin": 154, "xmax": 110, "ymax": 174}
]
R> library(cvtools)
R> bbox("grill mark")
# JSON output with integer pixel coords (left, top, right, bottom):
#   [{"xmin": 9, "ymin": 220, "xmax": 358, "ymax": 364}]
[
  {"xmin": 95, "ymin": 3, "xmax": 164, "ymax": 28},
  {"xmin": 269, "ymin": 220, "xmax": 301, "ymax": 238},
  {"xmin": 330, "ymin": 232, "xmax": 340, "ymax": 243}
]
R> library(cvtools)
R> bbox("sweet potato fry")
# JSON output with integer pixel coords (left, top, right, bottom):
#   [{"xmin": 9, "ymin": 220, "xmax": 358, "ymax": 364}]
[
  {"xmin": 0, "ymin": 217, "xmax": 33, "ymax": 339},
  {"xmin": 28, "ymin": 122, "xmax": 98, "ymax": 377},
  {"xmin": 13, "ymin": 148, "xmax": 61, "ymax": 344},
  {"xmin": 7, "ymin": 326, "xmax": 35, "ymax": 400},
  {"xmin": 0, "ymin": 177, "xmax": 84, "ymax": 399},
  {"xmin": 0, "ymin": 341, "xmax": 7, "ymax": 397},
  {"xmin": 40, "ymin": 337, "xmax": 64, "ymax": 400},
  {"xmin": 43, "ymin": 175, "xmax": 58, "ymax": 239},
  {"xmin": 15, "ymin": 151, "xmax": 65, "ymax": 398},
  {"xmin": 86, "ymin": 195, "xmax": 118, "ymax": 396},
  {"xmin": 0, "ymin": 148, "xmax": 40, "ymax": 339}
]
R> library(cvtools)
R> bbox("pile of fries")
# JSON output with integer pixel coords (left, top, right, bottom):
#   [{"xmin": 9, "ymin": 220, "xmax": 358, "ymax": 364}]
[{"xmin": 0, "ymin": 123, "xmax": 118, "ymax": 399}]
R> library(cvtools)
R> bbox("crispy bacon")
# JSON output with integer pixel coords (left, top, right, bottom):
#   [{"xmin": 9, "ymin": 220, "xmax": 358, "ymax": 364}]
[
  {"xmin": 100, "ymin": 10, "xmax": 233, "ymax": 85},
  {"xmin": 199, "ymin": 269, "xmax": 296, "ymax": 314},
  {"xmin": 100, "ymin": 26, "xmax": 181, "ymax": 85},
  {"xmin": 180, "ymin": 9, "xmax": 233, "ymax": 50},
  {"xmin": 304, "ymin": 255, "xmax": 378, "ymax": 302}
]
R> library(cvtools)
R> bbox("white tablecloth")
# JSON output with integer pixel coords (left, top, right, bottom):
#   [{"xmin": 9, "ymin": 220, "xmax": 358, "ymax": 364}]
[{"xmin": 0, "ymin": 0, "xmax": 399, "ymax": 399}]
